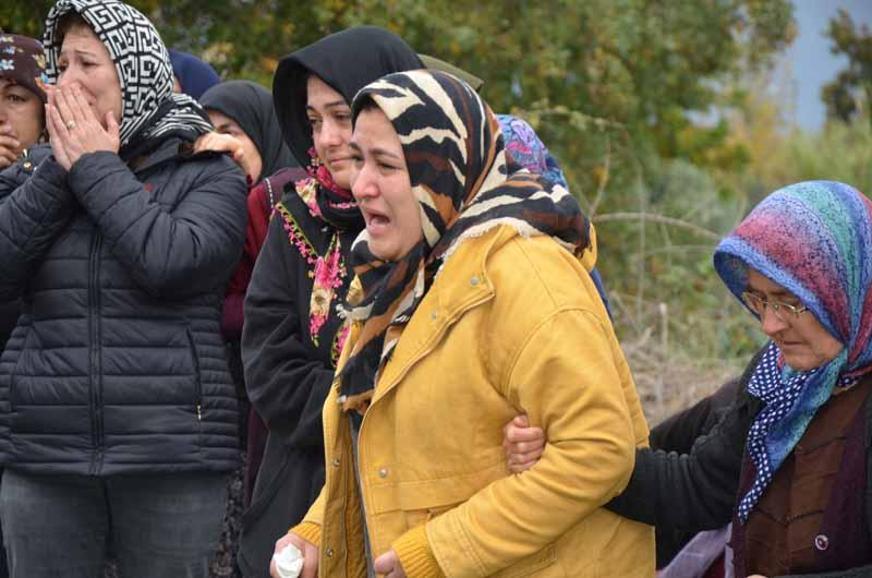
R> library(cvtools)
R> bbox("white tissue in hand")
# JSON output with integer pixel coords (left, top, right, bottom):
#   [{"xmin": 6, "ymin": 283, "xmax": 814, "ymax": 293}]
[{"xmin": 273, "ymin": 543, "xmax": 304, "ymax": 578}]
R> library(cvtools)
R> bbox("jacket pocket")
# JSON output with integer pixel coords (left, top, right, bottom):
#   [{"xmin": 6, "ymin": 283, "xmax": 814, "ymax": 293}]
[
  {"xmin": 491, "ymin": 544, "xmax": 558, "ymax": 578},
  {"xmin": 370, "ymin": 461, "xmax": 508, "ymax": 515},
  {"xmin": 185, "ymin": 327, "xmax": 203, "ymax": 419},
  {"xmin": 402, "ymin": 503, "xmax": 457, "ymax": 530},
  {"xmin": 7, "ymin": 324, "xmax": 33, "ymax": 413}
]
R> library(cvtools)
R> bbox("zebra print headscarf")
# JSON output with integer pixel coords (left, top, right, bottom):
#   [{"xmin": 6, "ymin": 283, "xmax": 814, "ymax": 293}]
[
  {"xmin": 43, "ymin": 0, "xmax": 212, "ymax": 151},
  {"xmin": 338, "ymin": 69, "xmax": 591, "ymax": 414}
]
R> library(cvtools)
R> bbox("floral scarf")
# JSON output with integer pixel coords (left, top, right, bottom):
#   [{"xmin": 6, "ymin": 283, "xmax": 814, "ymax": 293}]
[{"xmin": 270, "ymin": 27, "xmax": 423, "ymax": 358}]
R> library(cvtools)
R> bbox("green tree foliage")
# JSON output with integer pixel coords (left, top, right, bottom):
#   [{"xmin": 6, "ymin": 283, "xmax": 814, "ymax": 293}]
[
  {"xmin": 2, "ymin": 0, "xmax": 797, "ymax": 370},
  {"xmin": 822, "ymin": 9, "xmax": 871, "ymax": 128},
  {"xmin": 4, "ymin": 0, "xmax": 793, "ymax": 167}
]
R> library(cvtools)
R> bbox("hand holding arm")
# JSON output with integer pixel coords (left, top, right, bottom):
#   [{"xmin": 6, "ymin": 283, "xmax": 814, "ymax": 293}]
[
  {"xmin": 502, "ymin": 414, "xmax": 545, "ymax": 473},
  {"xmin": 194, "ymin": 132, "xmax": 256, "ymax": 182},
  {"xmin": 424, "ymin": 310, "xmax": 639, "ymax": 575}
]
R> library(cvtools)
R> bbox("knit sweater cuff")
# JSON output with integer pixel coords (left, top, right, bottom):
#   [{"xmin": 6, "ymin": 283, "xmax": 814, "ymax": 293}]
[
  {"xmin": 291, "ymin": 521, "xmax": 322, "ymax": 548},
  {"xmin": 392, "ymin": 524, "xmax": 445, "ymax": 578}
]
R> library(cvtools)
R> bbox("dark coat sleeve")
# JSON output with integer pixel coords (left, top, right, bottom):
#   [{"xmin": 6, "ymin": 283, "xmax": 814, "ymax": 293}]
[
  {"xmin": 66, "ymin": 151, "xmax": 247, "ymax": 299},
  {"xmin": 241, "ymin": 215, "xmax": 334, "ymax": 448},
  {"xmin": 650, "ymin": 376, "xmax": 744, "ymax": 453},
  {"xmin": 0, "ymin": 152, "xmax": 75, "ymax": 300},
  {"xmin": 0, "ymin": 299, "xmax": 20, "ymax": 350},
  {"xmin": 606, "ymin": 349, "xmax": 765, "ymax": 531}
]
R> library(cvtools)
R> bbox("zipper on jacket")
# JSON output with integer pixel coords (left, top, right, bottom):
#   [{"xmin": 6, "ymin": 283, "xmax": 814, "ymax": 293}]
[
  {"xmin": 185, "ymin": 328, "xmax": 203, "ymax": 421},
  {"xmin": 88, "ymin": 233, "xmax": 104, "ymax": 474}
]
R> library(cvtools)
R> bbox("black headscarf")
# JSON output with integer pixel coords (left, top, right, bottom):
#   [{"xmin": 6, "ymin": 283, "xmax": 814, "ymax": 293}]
[
  {"xmin": 200, "ymin": 80, "xmax": 297, "ymax": 182},
  {"xmin": 273, "ymin": 26, "xmax": 423, "ymax": 169}
]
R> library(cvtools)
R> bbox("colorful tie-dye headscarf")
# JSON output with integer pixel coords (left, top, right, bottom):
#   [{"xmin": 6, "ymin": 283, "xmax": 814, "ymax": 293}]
[
  {"xmin": 713, "ymin": 180, "xmax": 872, "ymax": 522},
  {"xmin": 337, "ymin": 70, "xmax": 591, "ymax": 414}
]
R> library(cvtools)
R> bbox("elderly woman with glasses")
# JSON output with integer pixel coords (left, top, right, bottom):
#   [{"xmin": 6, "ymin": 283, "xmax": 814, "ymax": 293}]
[{"xmin": 509, "ymin": 181, "xmax": 872, "ymax": 577}]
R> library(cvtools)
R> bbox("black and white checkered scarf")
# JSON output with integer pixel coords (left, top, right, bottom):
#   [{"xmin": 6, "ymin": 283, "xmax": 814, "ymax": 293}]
[{"xmin": 42, "ymin": 0, "xmax": 212, "ymax": 152}]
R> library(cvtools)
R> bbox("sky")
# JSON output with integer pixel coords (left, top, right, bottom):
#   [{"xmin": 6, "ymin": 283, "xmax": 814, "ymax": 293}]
[{"xmin": 784, "ymin": 0, "xmax": 871, "ymax": 131}]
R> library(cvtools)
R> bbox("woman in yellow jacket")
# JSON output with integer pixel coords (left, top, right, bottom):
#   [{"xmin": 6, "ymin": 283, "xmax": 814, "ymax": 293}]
[{"xmin": 272, "ymin": 70, "xmax": 654, "ymax": 578}]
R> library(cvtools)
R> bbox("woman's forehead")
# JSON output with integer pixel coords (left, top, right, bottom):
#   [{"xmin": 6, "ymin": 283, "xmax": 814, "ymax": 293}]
[
  {"xmin": 746, "ymin": 269, "xmax": 792, "ymax": 296},
  {"xmin": 351, "ymin": 107, "xmax": 400, "ymax": 149}
]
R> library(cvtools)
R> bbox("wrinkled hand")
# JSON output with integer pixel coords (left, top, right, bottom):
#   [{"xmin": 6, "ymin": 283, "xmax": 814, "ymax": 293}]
[
  {"xmin": 46, "ymin": 83, "xmax": 119, "ymax": 171},
  {"xmin": 0, "ymin": 124, "xmax": 22, "ymax": 169},
  {"xmin": 194, "ymin": 131, "xmax": 255, "ymax": 181},
  {"xmin": 503, "ymin": 414, "xmax": 546, "ymax": 473},
  {"xmin": 373, "ymin": 549, "xmax": 407, "ymax": 578},
  {"xmin": 270, "ymin": 531, "xmax": 319, "ymax": 578}
]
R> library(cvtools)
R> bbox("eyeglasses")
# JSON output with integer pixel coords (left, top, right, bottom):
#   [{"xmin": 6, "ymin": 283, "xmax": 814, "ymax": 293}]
[{"xmin": 741, "ymin": 291, "xmax": 808, "ymax": 322}]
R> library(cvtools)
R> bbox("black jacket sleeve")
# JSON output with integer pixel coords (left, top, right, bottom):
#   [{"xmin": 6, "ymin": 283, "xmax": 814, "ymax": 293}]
[
  {"xmin": 66, "ymin": 151, "xmax": 247, "ymax": 299},
  {"xmin": 0, "ymin": 151, "xmax": 75, "ymax": 300},
  {"xmin": 0, "ymin": 299, "xmax": 20, "ymax": 350},
  {"xmin": 606, "ymin": 349, "xmax": 765, "ymax": 531},
  {"xmin": 242, "ymin": 216, "xmax": 334, "ymax": 447},
  {"xmin": 650, "ymin": 376, "xmax": 743, "ymax": 453}
]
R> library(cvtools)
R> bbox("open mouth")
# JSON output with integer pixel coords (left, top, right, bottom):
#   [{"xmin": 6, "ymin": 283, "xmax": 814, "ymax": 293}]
[{"xmin": 363, "ymin": 208, "xmax": 391, "ymax": 234}]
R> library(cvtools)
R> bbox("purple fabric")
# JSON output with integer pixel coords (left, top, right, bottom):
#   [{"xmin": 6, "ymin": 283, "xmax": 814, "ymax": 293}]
[
  {"xmin": 658, "ymin": 526, "xmax": 731, "ymax": 578},
  {"xmin": 497, "ymin": 114, "xmax": 568, "ymax": 188}
]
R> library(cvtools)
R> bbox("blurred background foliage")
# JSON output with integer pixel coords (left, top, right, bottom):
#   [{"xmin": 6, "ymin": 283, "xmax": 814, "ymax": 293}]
[{"xmin": 3, "ymin": 0, "xmax": 870, "ymax": 419}]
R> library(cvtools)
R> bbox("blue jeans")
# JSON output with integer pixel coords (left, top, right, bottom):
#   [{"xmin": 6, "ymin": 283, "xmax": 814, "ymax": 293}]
[{"xmin": 0, "ymin": 469, "xmax": 227, "ymax": 578}]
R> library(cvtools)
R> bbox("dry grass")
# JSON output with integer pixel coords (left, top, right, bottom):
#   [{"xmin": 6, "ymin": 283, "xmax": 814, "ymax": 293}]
[
  {"xmin": 607, "ymin": 292, "xmax": 753, "ymax": 427},
  {"xmin": 621, "ymin": 332, "xmax": 748, "ymax": 426}
]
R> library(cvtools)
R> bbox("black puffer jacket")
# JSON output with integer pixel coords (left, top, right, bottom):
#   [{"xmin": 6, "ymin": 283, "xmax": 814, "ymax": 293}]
[{"xmin": 0, "ymin": 142, "xmax": 247, "ymax": 476}]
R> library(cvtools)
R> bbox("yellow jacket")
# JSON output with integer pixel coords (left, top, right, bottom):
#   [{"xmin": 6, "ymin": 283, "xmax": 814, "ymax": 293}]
[{"xmin": 296, "ymin": 225, "xmax": 654, "ymax": 577}]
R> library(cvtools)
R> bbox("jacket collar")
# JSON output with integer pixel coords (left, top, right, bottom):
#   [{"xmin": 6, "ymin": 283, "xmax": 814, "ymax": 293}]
[
  {"xmin": 371, "ymin": 226, "xmax": 516, "ymax": 405},
  {"xmin": 128, "ymin": 136, "xmax": 200, "ymax": 175}
]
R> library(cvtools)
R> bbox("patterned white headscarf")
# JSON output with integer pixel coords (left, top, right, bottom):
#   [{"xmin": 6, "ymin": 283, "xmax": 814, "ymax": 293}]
[{"xmin": 42, "ymin": 0, "xmax": 212, "ymax": 149}]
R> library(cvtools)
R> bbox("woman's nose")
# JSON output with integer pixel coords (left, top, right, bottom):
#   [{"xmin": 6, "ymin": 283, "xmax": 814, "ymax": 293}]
[
  {"xmin": 320, "ymin": 119, "xmax": 344, "ymax": 147},
  {"xmin": 351, "ymin": 164, "xmax": 376, "ymax": 201},
  {"xmin": 759, "ymin": 305, "xmax": 789, "ymax": 337},
  {"xmin": 56, "ymin": 70, "xmax": 80, "ymax": 90}
]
